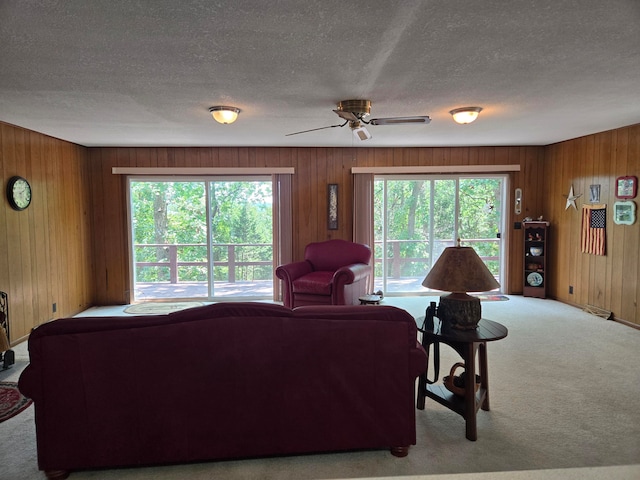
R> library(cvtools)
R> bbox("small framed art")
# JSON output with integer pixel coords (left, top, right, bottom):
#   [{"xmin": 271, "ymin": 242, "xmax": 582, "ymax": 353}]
[
  {"xmin": 615, "ymin": 176, "xmax": 637, "ymax": 199},
  {"xmin": 328, "ymin": 184, "xmax": 338, "ymax": 230},
  {"xmin": 613, "ymin": 201, "xmax": 636, "ymax": 225}
]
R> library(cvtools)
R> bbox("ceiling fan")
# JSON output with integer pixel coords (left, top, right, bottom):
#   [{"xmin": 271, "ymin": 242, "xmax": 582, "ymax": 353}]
[{"xmin": 285, "ymin": 99, "xmax": 431, "ymax": 141}]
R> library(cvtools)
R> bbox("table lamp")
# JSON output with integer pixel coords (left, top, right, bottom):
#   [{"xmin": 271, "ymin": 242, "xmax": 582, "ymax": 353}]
[{"xmin": 422, "ymin": 239, "xmax": 500, "ymax": 330}]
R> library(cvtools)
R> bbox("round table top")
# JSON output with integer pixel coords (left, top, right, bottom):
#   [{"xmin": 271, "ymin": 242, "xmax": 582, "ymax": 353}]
[
  {"xmin": 359, "ymin": 294, "xmax": 382, "ymax": 303},
  {"xmin": 418, "ymin": 317, "xmax": 508, "ymax": 343}
]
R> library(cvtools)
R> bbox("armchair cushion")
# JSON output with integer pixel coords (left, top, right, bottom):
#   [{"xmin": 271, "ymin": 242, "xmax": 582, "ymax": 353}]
[{"xmin": 293, "ymin": 271, "xmax": 333, "ymax": 295}]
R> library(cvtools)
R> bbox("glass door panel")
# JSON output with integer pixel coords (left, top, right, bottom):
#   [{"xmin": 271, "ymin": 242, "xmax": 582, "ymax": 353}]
[
  {"xmin": 208, "ymin": 180, "xmax": 273, "ymax": 299},
  {"xmin": 129, "ymin": 177, "xmax": 273, "ymax": 301},
  {"xmin": 374, "ymin": 175, "xmax": 505, "ymax": 295},
  {"xmin": 458, "ymin": 177, "xmax": 503, "ymax": 283},
  {"xmin": 130, "ymin": 180, "xmax": 208, "ymax": 300}
]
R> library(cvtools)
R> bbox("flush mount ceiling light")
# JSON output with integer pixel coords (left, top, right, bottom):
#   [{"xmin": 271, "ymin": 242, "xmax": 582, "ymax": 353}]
[
  {"xmin": 209, "ymin": 106, "xmax": 240, "ymax": 124},
  {"xmin": 449, "ymin": 106, "xmax": 483, "ymax": 124}
]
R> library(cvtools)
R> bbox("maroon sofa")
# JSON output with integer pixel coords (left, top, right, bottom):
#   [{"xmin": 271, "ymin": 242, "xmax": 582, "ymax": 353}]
[
  {"xmin": 276, "ymin": 239, "xmax": 372, "ymax": 308},
  {"xmin": 19, "ymin": 302, "xmax": 426, "ymax": 479}
]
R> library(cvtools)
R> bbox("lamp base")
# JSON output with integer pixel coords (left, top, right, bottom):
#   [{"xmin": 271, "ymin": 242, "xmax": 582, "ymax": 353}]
[{"xmin": 438, "ymin": 293, "xmax": 481, "ymax": 330}]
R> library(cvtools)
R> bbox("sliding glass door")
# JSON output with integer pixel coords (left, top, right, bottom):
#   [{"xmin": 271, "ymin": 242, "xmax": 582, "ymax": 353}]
[
  {"xmin": 129, "ymin": 177, "xmax": 273, "ymax": 301},
  {"xmin": 374, "ymin": 175, "xmax": 506, "ymax": 295}
]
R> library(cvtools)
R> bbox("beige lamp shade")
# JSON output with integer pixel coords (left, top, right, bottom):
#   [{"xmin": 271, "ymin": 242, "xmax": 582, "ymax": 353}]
[
  {"xmin": 422, "ymin": 245, "xmax": 499, "ymax": 293},
  {"xmin": 422, "ymin": 243, "xmax": 500, "ymax": 330}
]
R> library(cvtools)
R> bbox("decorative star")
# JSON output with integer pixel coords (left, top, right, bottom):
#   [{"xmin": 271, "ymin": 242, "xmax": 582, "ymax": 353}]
[{"xmin": 564, "ymin": 185, "xmax": 582, "ymax": 210}]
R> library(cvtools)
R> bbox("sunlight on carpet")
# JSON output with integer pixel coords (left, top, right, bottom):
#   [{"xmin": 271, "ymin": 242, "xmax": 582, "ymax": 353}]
[
  {"xmin": 474, "ymin": 294, "xmax": 509, "ymax": 301},
  {"xmin": 124, "ymin": 302, "xmax": 205, "ymax": 315}
]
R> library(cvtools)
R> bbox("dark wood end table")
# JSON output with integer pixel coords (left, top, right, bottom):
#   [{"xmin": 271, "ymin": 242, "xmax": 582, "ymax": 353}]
[{"xmin": 416, "ymin": 317, "xmax": 508, "ymax": 441}]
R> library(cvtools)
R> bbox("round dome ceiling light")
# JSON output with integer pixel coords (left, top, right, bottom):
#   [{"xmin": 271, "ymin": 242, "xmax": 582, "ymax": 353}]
[
  {"xmin": 209, "ymin": 106, "xmax": 241, "ymax": 124},
  {"xmin": 449, "ymin": 107, "xmax": 483, "ymax": 124}
]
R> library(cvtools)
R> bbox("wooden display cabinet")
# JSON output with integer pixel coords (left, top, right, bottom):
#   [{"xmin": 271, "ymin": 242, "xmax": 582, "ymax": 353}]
[{"xmin": 523, "ymin": 221, "xmax": 549, "ymax": 298}]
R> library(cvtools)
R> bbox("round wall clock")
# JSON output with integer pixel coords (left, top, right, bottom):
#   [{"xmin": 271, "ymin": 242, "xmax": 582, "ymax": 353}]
[{"xmin": 6, "ymin": 176, "xmax": 32, "ymax": 211}]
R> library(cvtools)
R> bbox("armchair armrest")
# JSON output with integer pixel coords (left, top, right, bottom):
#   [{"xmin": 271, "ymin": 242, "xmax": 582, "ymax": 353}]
[
  {"xmin": 332, "ymin": 263, "xmax": 371, "ymax": 285},
  {"xmin": 275, "ymin": 260, "xmax": 313, "ymax": 283},
  {"xmin": 276, "ymin": 260, "xmax": 314, "ymax": 308}
]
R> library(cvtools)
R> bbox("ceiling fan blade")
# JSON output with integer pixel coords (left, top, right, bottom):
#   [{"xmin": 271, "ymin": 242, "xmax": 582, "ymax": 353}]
[
  {"xmin": 333, "ymin": 109, "xmax": 359, "ymax": 122},
  {"xmin": 369, "ymin": 116, "xmax": 431, "ymax": 126},
  {"xmin": 285, "ymin": 121, "xmax": 348, "ymax": 136}
]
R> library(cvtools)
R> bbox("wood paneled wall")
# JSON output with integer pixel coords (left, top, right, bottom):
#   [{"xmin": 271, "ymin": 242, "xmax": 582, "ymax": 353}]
[
  {"xmin": 0, "ymin": 122, "xmax": 94, "ymax": 344},
  {"xmin": 543, "ymin": 124, "xmax": 640, "ymax": 326},
  {"xmin": 87, "ymin": 145, "xmax": 545, "ymax": 304},
  {"xmin": 4, "ymin": 119, "xmax": 636, "ymax": 340}
]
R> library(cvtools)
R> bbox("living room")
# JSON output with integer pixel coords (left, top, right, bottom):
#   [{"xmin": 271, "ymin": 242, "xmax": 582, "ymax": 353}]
[
  {"xmin": 2, "ymin": 123, "xmax": 639, "ymax": 339},
  {"xmin": 1, "ymin": 1, "xmax": 639, "ymax": 338},
  {"xmin": 1, "ymin": 1, "xmax": 639, "ymax": 478}
]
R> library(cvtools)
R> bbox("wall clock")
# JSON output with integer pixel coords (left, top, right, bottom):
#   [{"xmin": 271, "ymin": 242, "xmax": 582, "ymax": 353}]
[{"xmin": 6, "ymin": 176, "xmax": 32, "ymax": 211}]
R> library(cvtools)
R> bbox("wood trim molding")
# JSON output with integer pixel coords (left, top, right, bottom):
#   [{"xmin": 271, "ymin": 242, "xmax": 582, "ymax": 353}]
[
  {"xmin": 351, "ymin": 165, "xmax": 521, "ymax": 174},
  {"xmin": 112, "ymin": 167, "xmax": 295, "ymax": 175}
]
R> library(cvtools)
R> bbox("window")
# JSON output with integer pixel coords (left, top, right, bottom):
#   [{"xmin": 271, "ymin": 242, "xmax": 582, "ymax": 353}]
[
  {"xmin": 128, "ymin": 177, "xmax": 277, "ymax": 301},
  {"xmin": 374, "ymin": 175, "xmax": 506, "ymax": 295}
]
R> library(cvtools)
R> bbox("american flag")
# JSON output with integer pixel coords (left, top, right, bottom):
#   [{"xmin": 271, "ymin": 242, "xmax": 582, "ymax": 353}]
[{"xmin": 581, "ymin": 205, "xmax": 606, "ymax": 255}]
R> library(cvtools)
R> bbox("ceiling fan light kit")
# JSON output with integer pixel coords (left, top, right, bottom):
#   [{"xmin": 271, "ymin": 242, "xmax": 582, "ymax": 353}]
[
  {"xmin": 449, "ymin": 107, "xmax": 483, "ymax": 124},
  {"xmin": 352, "ymin": 125, "xmax": 372, "ymax": 141},
  {"xmin": 209, "ymin": 106, "xmax": 240, "ymax": 124},
  {"xmin": 285, "ymin": 99, "xmax": 432, "ymax": 140}
]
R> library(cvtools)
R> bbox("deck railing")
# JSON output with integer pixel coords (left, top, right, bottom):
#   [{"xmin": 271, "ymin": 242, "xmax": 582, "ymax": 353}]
[
  {"xmin": 374, "ymin": 238, "xmax": 500, "ymax": 277},
  {"xmin": 135, "ymin": 238, "xmax": 499, "ymax": 286},
  {"xmin": 134, "ymin": 243, "xmax": 272, "ymax": 283}
]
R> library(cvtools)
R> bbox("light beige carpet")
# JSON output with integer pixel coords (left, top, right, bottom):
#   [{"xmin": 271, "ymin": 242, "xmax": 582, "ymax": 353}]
[{"xmin": 1, "ymin": 296, "xmax": 639, "ymax": 480}]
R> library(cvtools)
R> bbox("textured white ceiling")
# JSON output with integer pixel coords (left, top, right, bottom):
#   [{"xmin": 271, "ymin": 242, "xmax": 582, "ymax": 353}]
[{"xmin": 1, "ymin": 0, "xmax": 639, "ymax": 148}]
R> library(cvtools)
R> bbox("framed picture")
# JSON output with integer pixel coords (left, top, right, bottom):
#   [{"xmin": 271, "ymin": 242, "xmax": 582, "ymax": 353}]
[
  {"xmin": 613, "ymin": 201, "xmax": 636, "ymax": 225},
  {"xmin": 328, "ymin": 184, "xmax": 338, "ymax": 230},
  {"xmin": 615, "ymin": 176, "xmax": 637, "ymax": 199},
  {"xmin": 589, "ymin": 184, "xmax": 601, "ymax": 203}
]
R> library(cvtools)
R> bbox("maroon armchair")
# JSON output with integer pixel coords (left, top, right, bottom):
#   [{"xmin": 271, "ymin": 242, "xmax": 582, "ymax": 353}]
[{"xmin": 276, "ymin": 239, "xmax": 372, "ymax": 308}]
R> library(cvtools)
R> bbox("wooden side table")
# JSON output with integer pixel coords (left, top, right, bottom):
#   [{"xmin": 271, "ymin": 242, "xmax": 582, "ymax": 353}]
[{"xmin": 416, "ymin": 317, "xmax": 508, "ymax": 441}]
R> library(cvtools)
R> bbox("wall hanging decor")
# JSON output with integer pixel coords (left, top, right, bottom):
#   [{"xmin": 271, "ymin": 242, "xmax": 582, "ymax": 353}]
[
  {"xmin": 613, "ymin": 201, "xmax": 636, "ymax": 225},
  {"xmin": 589, "ymin": 184, "xmax": 601, "ymax": 203},
  {"xmin": 615, "ymin": 176, "xmax": 637, "ymax": 199},
  {"xmin": 564, "ymin": 185, "xmax": 582, "ymax": 210},
  {"xmin": 581, "ymin": 204, "xmax": 606, "ymax": 255},
  {"xmin": 328, "ymin": 184, "xmax": 338, "ymax": 230}
]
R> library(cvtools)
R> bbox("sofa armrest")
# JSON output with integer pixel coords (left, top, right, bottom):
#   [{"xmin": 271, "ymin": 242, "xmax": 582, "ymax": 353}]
[
  {"xmin": 409, "ymin": 342, "xmax": 428, "ymax": 378},
  {"xmin": 18, "ymin": 364, "xmax": 40, "ymax": 402},
  {"xmin": 332, "ymin": 263, "xmax": 370, "ymax": 286}
]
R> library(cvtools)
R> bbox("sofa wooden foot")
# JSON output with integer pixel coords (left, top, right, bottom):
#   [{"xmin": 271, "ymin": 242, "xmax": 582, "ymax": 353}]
[
  {"xmin": 45, "ymin": 470, "xmax": 70, "ymax": 480},
  {"xmin": 390, "ymin": 446, "xmax": 409, "ymax": 457}
]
